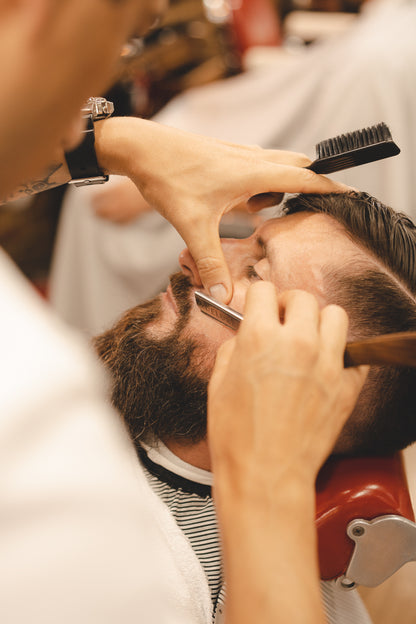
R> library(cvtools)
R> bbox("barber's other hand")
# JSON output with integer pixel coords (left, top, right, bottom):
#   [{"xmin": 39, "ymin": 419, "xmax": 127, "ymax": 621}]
[
  {"xmin": 95, "ymin": 118, "xmax": 351, "ymax": 303},
  {"xmin": 207, "ymin": 285, "xmax": 367, "ymax": 624},
  {"xmin": 91, "ymin": 177, "xmax": 152, "ymax": 224},
  {"xmin": 208, "ymin": 282, "xmax": 368, "ymax": 485}
]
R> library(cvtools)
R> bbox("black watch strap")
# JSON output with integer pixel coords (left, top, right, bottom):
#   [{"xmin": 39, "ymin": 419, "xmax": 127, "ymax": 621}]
[{"xmin": 65, "ymin": 115, "xmax": 108, "ymax": 187}]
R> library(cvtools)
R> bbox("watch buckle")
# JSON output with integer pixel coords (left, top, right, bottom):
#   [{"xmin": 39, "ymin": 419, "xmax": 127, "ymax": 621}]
[{"xmin": 68, "ymin": 175, "xmax": 109, "ymax": 187}]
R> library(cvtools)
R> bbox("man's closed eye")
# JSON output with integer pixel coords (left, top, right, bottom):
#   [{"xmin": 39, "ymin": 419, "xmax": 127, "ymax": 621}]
[{"xmin": 246, "ymin": 265, "xmax": 262, "ymax": 281}]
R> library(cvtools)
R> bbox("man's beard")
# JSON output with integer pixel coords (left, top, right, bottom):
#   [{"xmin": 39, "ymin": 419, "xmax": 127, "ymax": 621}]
[{"xmin": 93, "ymin": 273, "xmax": 208, "ymax": 447}]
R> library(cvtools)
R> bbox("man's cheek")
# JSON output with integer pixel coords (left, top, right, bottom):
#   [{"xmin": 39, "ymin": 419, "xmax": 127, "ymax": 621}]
[
  {"xmin": 181, "ymin": 327, "xmax": 229, "ymax": 378},
  {"xmin": 189, "ymin": 342, "xmax": 219, "ymax": 382}
]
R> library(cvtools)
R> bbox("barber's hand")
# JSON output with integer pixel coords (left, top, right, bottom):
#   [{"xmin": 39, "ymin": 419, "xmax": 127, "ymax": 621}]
[
  {"xmin": 208, "ymin": 282, "xmax": 368, "ymax": 485},
  {"xmin": 208, "ymin": 283, "xmax": 368, "ymax": 624},
  {"xmin": 95, "ymin": 118, "xmax": 351, "ymax": 303}
]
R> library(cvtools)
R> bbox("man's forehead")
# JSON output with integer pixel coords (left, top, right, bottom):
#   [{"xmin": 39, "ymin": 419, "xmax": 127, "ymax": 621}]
[
  {"xmin": 252, "ymin": 211, "xmax": 350, "ymax": 259},
  {"xmin": 250, "ymin": 211, "xmax": 368, "ymax": 298},
  {"xmin": 256, "ymin": 211, "xmax": 346, "ymax": 239}
]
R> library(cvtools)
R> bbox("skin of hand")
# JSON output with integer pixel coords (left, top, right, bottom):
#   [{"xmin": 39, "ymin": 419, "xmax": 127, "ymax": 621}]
[
  {"xmin": 91, "ymin": 177, "xmax": 153, "ymax": 224},
  {"xmin": 207, "ymin": 282, "xmax": 368, "ymax": 624},
  {"xmin": 95, "ymin": 117, "xmax": 352, "ymax": 303}
]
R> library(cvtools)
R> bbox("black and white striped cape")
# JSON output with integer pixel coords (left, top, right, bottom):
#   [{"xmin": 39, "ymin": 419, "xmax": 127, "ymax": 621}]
[{"xmin": 138, "ymin": 443, "xmax": 373, "ymax": 624}]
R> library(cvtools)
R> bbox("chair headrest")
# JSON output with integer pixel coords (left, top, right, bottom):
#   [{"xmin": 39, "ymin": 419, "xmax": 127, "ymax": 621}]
[{"xmin": 316, "ymin": 454, "xmax": 415, "ymax": 587}]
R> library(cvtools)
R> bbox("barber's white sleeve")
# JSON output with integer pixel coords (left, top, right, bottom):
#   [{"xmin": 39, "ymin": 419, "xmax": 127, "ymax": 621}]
[{"xmin": 0, "ymin": 250, "xmax": 201, "ymax": 624}]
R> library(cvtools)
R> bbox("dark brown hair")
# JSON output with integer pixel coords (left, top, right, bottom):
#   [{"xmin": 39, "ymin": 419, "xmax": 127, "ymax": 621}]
[{"xmin": 283, "ymin": 192, "xmax": 416, "ymax": 455}]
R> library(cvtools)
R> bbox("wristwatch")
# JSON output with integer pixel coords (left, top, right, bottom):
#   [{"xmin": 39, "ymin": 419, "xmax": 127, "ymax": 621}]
[{"xmin": 65, "ymin": 97, "xmax": 115, "ymax": 187}]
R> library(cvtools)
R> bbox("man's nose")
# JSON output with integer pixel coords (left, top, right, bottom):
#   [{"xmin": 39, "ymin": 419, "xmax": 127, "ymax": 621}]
[
  {"xmin": 179, "ymin": 237, "xmax": 243, "ymax": 287},
  {"xmin": 179, "ymin": 247, "xmax": 203, "ymax": 287}
]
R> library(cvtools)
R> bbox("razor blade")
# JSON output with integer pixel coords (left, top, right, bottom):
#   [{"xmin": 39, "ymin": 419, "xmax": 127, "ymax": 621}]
[
  {"xmin": 195, "ymin": 290, "xmax": 243, "ymax": 331},
  {"xmin": 195, "ymin": 291, "xmax": 416, "ymax": 369}
]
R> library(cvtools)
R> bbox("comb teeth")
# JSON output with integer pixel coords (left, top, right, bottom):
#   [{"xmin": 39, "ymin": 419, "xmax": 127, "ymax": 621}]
[{"xmin": 316, "ymin": 122, "xmax": 393, "ymax": 159}]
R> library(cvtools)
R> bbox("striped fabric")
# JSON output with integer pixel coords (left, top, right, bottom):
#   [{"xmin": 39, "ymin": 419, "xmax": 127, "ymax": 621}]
[
  {"xmin": 141, "ymin": 461, "xmax": 223, "ymax": 609},
  {"xmin": 139, "ymin": 445, "xmax": 373, "ymax": 624}
]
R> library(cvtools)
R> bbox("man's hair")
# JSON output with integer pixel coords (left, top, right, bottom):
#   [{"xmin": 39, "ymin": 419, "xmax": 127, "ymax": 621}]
[{"xmin": 283, "ymin": 192, "xmax": 416, "ymax": 455}]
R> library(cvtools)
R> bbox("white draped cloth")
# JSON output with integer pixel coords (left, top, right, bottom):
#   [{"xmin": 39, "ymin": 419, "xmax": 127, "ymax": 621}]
[
  {"xmin": 155, "ymin": 0, "xmax": 416, "ymax": 217},
  {"xmin": 0, "ymin": 249, "xmax": 209, "ymax": 624}
]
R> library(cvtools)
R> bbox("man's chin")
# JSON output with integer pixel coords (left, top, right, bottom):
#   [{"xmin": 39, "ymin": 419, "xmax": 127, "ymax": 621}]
[{"xmin": 93, "ymin": 274, "xmax": 209, "ymax": 445}]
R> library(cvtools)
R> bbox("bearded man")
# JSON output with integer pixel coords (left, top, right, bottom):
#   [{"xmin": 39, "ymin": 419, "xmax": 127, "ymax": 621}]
[{"xmin": 95, "ymin": 191, "xmax": 416, "ymax": 624}]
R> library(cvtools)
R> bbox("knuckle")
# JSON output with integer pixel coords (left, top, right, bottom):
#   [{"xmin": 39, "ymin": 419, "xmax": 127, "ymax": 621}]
[
  {"xmin": 320, "ymin": 356, "xmax": 341, "ymax": 384},
  {"xmin": 241, "ymin": 319, "xmax": 267, "ymax": 343},
  {"xmin": 299, "ymin": 167, "xmax": 318, "ymax": 189},
  {"xmin": 240, "ymin": 320, "xmax": 276, "ymax": 353},
  {"xmin": 287, "ymin": 333, "xmax": 319, "ymax": 367},
  {"xmin": 195, "ymin": 256, "xmax": 223, "ymax": 277},
  {"xmin": 290, "ymin": 152, "xmax": 311, "ymax": 167}
]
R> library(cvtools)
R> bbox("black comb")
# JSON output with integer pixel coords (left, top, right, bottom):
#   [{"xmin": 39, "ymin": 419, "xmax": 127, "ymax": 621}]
[{"xmin": 308, "ymin": 122, "xmax": 400, "ymax": 175}]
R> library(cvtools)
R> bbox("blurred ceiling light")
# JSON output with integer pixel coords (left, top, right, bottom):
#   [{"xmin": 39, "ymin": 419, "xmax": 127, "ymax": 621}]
[
  {"xmin": 120, "ymin": 38, "xmax": 145, "ymax": 61},
  {"xmin": 203, "ymin": 0, "xmax": 231, "ymax": 24}
]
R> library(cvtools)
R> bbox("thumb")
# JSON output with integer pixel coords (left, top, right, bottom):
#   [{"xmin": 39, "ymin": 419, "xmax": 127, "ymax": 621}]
[{"xmin": 184, "ymin": 219, "xmax": 233, "ymax": 303}]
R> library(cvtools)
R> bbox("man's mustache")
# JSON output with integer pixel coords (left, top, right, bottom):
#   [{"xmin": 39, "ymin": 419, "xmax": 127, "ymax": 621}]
[{"xmin": 169, "ymin": 272, "xmax": 194, "ymax": 319}]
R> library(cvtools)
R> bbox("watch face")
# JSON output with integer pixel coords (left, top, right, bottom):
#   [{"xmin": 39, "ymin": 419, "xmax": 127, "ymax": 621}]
[{"xmin": 82, "ymin": 97, "xmax": 114, "ymax": 119}]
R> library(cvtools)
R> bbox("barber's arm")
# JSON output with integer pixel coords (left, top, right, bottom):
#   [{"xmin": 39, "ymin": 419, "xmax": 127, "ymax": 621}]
[
  {"xmin": 208, "ymin": 283, "xmax": 368, "ymax": 624},
  {"xmin": 2, "ymin": 115, "xmax": 350, "ymax": 300},
  {"xmin": 1, "ymin": 161, "xmax": 72, "ymax": 204}
]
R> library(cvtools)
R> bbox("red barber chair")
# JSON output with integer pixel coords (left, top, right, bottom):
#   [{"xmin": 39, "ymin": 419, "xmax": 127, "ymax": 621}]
[
  {"xmin": 316, "ymin": 454, "xmax": 416, "ymax": 588},
  {"xmin": 229, "ymin": 0, "xmax": 282, "ymax": 56}
]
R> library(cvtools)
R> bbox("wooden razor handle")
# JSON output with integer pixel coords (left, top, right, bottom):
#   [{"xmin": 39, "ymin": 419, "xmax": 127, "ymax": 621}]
[{"xmin": 344, "ymin": 332, "xmax": 416, "ymax": 368}]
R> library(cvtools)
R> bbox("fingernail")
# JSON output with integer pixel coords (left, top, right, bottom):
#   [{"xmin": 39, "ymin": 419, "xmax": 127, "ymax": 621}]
[{"xmin": 209, "ymin": 284, "xmax": 227, "ymax": 303}]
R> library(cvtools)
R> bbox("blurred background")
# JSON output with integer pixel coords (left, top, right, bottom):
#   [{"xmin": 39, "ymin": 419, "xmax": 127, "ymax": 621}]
[{"xmin": 0, "ymin": 0, "xmax": 367, "ymax": 297}]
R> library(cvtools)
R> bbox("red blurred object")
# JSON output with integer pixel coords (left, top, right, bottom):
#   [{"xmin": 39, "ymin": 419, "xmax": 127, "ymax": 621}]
[
  {"xmin": 316, "ymin": 454, "xmax": 414, "ymax": 580},
  {"xmin": 32, "ymin": 278, "xmax": 49, "ymax": 300},
  {"xmin": 229, "ymin": 0, "xmax": 282, "ymax": 55}
]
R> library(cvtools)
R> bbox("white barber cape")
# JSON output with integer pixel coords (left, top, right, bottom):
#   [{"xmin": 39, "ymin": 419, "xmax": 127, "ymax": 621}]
[{"xmin": 0, "ymin": 248, "xmax": 209, "ymax": 624}]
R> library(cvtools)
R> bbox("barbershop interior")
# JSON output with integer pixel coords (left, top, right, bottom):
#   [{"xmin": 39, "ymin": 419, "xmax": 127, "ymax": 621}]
[{"xmin": 2, "ymin": 0, "xmax": 416, "ymax": 622}]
